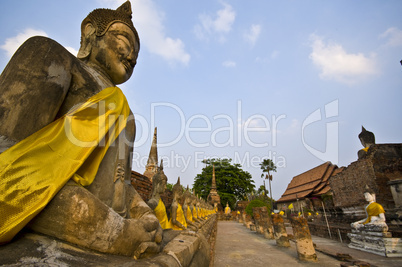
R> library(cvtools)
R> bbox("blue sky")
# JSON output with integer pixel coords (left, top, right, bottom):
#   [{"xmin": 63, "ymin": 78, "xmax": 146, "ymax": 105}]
[{"xmin": 1, "ymin": 0, "xmax": 401, "ymax": 200}]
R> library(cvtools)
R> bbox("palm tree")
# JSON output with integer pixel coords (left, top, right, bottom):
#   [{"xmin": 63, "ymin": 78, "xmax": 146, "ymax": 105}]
[{"xmin": 260, "ymin": 159, "xmax": 277, "ymax": 211}]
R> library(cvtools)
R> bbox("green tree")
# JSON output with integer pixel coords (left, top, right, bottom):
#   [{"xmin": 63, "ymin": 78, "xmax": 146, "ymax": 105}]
[
  {"xmin": 245, "ymin": 199, "xmax": 270, "ymax": 217},
  {"xmin": 260, "ymin": 159, "xmax": 277, "ymax": 210},
  {"xmin": 193, "ymin": 158, "xmax": 255, "ymax": 209}
]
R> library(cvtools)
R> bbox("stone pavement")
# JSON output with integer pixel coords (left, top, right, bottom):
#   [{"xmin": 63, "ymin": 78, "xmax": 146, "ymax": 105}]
[{"xmin": 214, "ymin": 221, "xmax": 402, "ymax": 267}]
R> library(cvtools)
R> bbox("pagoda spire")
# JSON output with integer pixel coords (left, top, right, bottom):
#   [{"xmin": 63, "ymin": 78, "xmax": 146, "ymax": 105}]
[
  {"xmin": 207, "ymin": 164, "xmax": 221, "ymax": 207},
  {"xmin": 211, "ymin": 164, "xmax": 217, "ymax": 190},
  {"xmin": 144, "ymin": 127, "xmax": 158, "ymax": 180}
]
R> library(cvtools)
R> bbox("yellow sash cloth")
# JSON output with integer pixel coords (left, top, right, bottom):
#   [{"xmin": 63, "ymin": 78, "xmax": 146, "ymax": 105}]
[
  {"xmin": 225, "ymin": 207, "xmax": 231, "ymax": 214},
  {"xmin": 192, "ymin": 207, "xmax": 197, "ymax": 219},
  {"xmin": 0, "ymin": 87, "xmax": 130, "ymax": 244},
  {"xmin": 186, "ymin": 206, "xmax": 193, "ymax": 222},
  {"xmin": 154, "ymin": 199, "xmax": 171, "ymax": 229},
  {"xmin": 364, "ymin": 202, "xmax": 385, "ymax": 224},
  {"xmin": 170, "ymin": 204, "xmax": 187, "ymax": 230}
]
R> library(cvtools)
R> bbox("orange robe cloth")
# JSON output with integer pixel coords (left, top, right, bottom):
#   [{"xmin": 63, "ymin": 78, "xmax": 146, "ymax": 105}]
[{"xmin": 0, "ymin": 87, "xmax": 130, "ymax": 243}]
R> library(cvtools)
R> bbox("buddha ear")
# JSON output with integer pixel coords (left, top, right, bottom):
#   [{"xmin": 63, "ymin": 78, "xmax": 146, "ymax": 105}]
[{"xmin": 77, "ymin": 23, "xmax": 96, "ymax": 60}]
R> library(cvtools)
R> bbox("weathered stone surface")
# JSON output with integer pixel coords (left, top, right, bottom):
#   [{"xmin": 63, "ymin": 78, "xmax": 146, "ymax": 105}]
[
  {"xmin": 290, "ymin": 217, "xmax": 317, "ymax": 261},
  {"xmin": 0, "ymin": 215, "xmax": 217, "ymax": 266},
  {"xmin": 252, "ymin": 207, "xmax": 274, "ymax": 239},
  {"xmin": 388, "ymin": 179, "xmax": 402, "ymax": 208},
  {"xmin": 244, "ymin": 214, "xmax": 253, "ymax": 229},
  {"xmin": 272, "ymin": 214, "xmax": 290, "ymax": 247},
  {"xmin": 348, "ymin": 230, "xmax": 402, "ymax": 257},
  {"xmin": 28, "ymin": 181, "xmax": 160, "ymax": 258}
]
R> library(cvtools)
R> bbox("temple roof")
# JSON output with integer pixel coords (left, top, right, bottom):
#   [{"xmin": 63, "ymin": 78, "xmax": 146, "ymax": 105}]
[{"xmin": 277, "ymin": 162, "xmax": 343, "ymax": 203}]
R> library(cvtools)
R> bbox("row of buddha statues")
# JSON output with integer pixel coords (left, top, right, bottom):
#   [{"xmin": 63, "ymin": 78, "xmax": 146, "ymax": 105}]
[{"xmin": 147, "ymin": 161, "xmax": 216, "ymax": 232}]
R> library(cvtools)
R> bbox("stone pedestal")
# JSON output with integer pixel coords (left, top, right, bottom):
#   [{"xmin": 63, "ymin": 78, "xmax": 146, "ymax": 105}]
[
  {"xmin": 253, "ymin": 207, "xmax": 274, "ymax": 239},
  {"xmin": 348, "ymin": 229, "xmax": 402, "ymax": 257},
  {"xmin": 272, "ymin": 214, "xmax": 290, "ymax": 247},
  {"xmin": 290, "ymin": 217, "xmax": 317, "ymax": 262},
  {"xmin": 238, "ymin": 212, "xmax": 243, "ymax": 223},
  {"xmin": 244, "ymin": 214, "xmax": 253, "ymax": 229}
]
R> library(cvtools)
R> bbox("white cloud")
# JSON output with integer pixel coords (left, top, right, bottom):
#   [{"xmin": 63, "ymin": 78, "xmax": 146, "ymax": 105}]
[
  {"xmin": 222, "ymin": 60, "xmax": 236, "ymax": 67},
  {"xmin": 1, "ymin": 28, "xmax": 48, "ymax": 58},
  {"xmin": 309, "ymin": 34, "xmax": 378, "ymax": 85},
  {"xmin": 131, "ymin": 0, "xmax": 190, "ymax": 65},
  {"xmin": 244, "ymin": 24, "xmax": 261, "ymax": 46},
  {"xmin": 194, "ymin": 2, "xmax": 236, "ymax": 42},
  {"xmin": 380, "ymin": 27, "xmax": 402, "ymax": 47}
]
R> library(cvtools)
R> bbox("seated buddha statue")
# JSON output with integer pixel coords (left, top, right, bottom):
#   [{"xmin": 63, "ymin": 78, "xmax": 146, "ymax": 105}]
[
  {"xmin": 190, "ymin": 193, "xmax": 201, "ymax": 223},
  {"xmin": 147, "ymin": 161, "xmax": 171, "ymax": 230},
  {"xmin": 169, "ymin": 177, "xmax": 187, "ymax": 230},
  {"xmin": 357, "ymin": 126, "xmax": 375, "ymax": 159},
  {"xmin": 182, "ymin": 187, "xmax": 198, "ymax": 231},
  {"xmin": 0, "ymin": 1, "xmax": 162, "ymax": 259},
  {"xmin": 225, "ymin": 203, "xmax": 231, "ymax": 214},
  {"xmin": 351, "ymin": 191, "xmax": 388, "ymax": 232}
]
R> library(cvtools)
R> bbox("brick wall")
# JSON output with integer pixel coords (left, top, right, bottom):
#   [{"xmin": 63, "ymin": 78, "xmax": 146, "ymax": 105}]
[
  {"xmin": 130, "ymin": 170, "xmax": 173, "ymax": 214},
  {"xmin": 330, "ymin": 159, "xmax": 376, "ymax": 207},
  {"xmin": 131, "ymin": 170, "xmax": 152, "ymax": 202},
  {"xmin": 329, "ymin": 144, "xmax": 402, "ymax": 209}
]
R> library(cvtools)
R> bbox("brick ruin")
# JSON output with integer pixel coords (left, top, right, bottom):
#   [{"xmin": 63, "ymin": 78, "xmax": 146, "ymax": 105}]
[{"xmin": 330, "ymin": 143, "xmax": 402, "ymax": 223}]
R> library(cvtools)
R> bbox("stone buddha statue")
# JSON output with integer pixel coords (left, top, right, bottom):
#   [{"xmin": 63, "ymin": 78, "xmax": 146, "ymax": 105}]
[
  {"xmin": 225, "ymin": 202, "xmax": 231, "ymax": 214},
  {"xmin": 147, "ymin": 161, "xmax": 171, "ymax": 229},
  {"xmin": 199, "ymin": 196, "xmax": 207, "ymax": 219},
  {"xmin": 182, "ymin": 187, "xmax": 198, "ymax": 231},
  {"xmin": 169, "ymin": 177, "xmax": 187, "ymax": 230},
  {"xmin": 0, "ymin": 1, "xmax": 162, "ymax": 259},
  {"xmin": 190, "ymin": 193, "xmax": 201, "ymax": 222},
  {"xmin": 351, "ymin": 190, "xmax": 388, "ymax": 232},
  {"xmin": 357, "ymin": 126, "xmax": 375, "ymax": 159}
]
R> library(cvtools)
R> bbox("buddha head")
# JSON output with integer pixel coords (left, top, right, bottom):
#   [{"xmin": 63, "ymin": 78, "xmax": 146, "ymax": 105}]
[
  {"xmin": 364, "ymin": 186, "xmax": 376, "ymax": 202},
  {"xmin": 77, "ymin": 1, "xmax": 140, "ymax": 85},
  {"xmin": 358, "ymin": 126, "xmax": 375, "ymax": 148},
  {"xmin": 183, "ymin": 186, "xmax": 191, "ymax": 205},
  {"xmin": 172, "ymin": 177, "xmax": 183, "ymax": 202},
  {"xmin": 151, "ymin": 161, "xmax": 167, "ymax": 195}
]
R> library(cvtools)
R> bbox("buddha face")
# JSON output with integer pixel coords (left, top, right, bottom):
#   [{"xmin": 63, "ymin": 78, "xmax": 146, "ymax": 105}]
[
  {"xmin": 89, "ymin": 22, "xmax": 139, "ymax": 85},
  {"xmin": 364, "ymin": 192, "xmax": 374, "ymax": 202}
]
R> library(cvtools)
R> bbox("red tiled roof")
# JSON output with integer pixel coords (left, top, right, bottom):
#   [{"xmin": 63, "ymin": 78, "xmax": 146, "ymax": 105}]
[{"xmin": 277, "ymin": 162, "xmax": 343, "ymax": 203}]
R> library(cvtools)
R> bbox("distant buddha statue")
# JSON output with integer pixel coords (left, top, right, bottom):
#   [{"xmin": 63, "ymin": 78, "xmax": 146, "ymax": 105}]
[
  {"xmin": 0, "ymin": 1, "xmax": 162, "ymax": 258},
  {"xmin": 190, "ymin": 193, "xmax": 201, "ymax": 223},
  {"xmin": 225, "ymin": 203, "xmax": 231, "ymax": 214},
  {"xmin": 351, "ymin": 190, "xmax": 388, "ymax": 232},
  {"xmin": 169, "ymin": 177, "xmax": 187, "ymax": 230},
  {"xmin": 196, "ymin": 196, "xmax": 206, "ymax": 220},
  {"xmin": 357, "ymin": 126, "xmax": 375, "ymax": 159},
  {"xmin": 147, "ymin": 161, "xmax": 171, "ymax": 229}
]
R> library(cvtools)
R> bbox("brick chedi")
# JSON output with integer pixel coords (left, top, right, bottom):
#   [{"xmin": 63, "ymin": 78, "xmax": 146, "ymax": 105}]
[
  {"xmin": 143, "ymin": 127, "xmax": 158, "ymax": 180},
  {"xmin": 207, "ymin": 165, "xmax": 221, "ymax": 210}
]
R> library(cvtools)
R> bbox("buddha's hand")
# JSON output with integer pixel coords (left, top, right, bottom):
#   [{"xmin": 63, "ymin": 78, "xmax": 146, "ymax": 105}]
[{"xmin": 126, "ymin": 214, "xmax": 163, "ymax": 259}]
